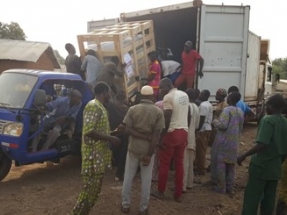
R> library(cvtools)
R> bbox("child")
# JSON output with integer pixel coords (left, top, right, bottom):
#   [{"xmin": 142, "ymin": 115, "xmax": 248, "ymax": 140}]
[
  {"xmin": 238, "ymin": 94, "xmax": 287, "ymax": 215},
  {"xmin": 183, "ymin": 89, "xmax": 200, "ymax": 192},
  {"xmin": 212, "ymin": 92, "xmax": 244, "ymax": 193}
]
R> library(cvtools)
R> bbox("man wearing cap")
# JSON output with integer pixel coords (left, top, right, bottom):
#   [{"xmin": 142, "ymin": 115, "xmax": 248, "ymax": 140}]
[
  {"xmin": 174, "ymin": 41, "xmax": 204, "ymax": 89},
  {"xmin": 120, "ymin": 86, "xmax": 165, "ymax": 215}
]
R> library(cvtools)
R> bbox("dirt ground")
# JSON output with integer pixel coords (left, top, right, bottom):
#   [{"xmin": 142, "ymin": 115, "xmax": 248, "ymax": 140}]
[{"xmin": 0, "ymin": 124, "xmax": 258, "ymax": 215}]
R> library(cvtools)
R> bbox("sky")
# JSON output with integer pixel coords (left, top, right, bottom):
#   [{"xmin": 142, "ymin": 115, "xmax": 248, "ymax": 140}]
[{"xmin": 0, "ymin": 0, "xmax": 286, "ymax": 61}]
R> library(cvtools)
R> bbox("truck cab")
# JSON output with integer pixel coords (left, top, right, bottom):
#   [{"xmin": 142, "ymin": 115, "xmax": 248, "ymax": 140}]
[{"xmin": 0, "ymin": 69, "xmax": 94, "ymax": 181}]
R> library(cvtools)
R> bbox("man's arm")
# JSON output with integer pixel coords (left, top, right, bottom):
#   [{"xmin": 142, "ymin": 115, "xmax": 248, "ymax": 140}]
[
  {"xmin": 81, "ymin": 57, "xmax": 87, "ymax": 72},
  {"xmin": 213, "ymin": 108, "xmax": 230, "ymax": 130},
  {"xmin": 84, "ymin": 108, "xmax": 119, "ymax": 145},
  {"xmin": 45, "ymin": 97, "xmax": 62, "ymax": 111},
  {"xmin": 197, "ymin": 116, "xmax": 205, "ymax": 131},
  {"xmin": 86, "ymin": 129, "xmax": 118, "ymax": 143},
  {"xmin": 162, "ymin": 109, "xmax": 172, "ymax": 134},
  {"xmin": 188, "ymin": 106, "xmax": 191, "ymax": 126},
  {"xmin": 198, "ymin": 57, "xmax": 204, "ymax": 78},
  {"xmin": 238, "ymin": 117, "xmax": 272, "ymax": 165},
  {"xmin": 237, "ymin": 143, "xmax": 267, "ymax": 165},
  {"xmin": 136, "ymin": 73, "xmax": 156, "ymax": 82},
  {"xmin": 161, "ymin": 95, "xmax": 173, "ymax": 135},
  {"xmin": 148, "ymin": 129, "xmax": 161, "ymax": 156}
]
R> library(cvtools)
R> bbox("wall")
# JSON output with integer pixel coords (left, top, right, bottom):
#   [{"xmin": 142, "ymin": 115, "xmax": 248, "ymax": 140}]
[{"xmin": 0, "ymin": 52, "xmax": 55, "ymax": 73}]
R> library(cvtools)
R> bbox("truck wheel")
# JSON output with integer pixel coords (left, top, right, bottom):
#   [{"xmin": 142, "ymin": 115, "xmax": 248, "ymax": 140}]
[{"xmin": 0, "ymin": 151, "xmax": 12, "ymax": 181}]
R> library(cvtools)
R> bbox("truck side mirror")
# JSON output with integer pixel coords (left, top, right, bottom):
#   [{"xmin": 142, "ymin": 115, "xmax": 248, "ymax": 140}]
[{"xmin": 33, "ymin": 89, "xmax": 47, "ymax": 107}]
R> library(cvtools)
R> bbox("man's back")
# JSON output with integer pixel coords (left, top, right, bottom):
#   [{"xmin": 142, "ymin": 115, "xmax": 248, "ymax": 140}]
[
  {"xmin": 199, "ymin": 100, "xmax": 213, "ymax": 131},
  {"xmin": 236, "ymin": 100, "xmax": 251, "ymax": 115},
  {"xmin": 65, "ymin": 54, "xmax": 81, "ymax": 74},
  {"xmin": 181, "ymin": 50, "xmax": 201, "ymax": 75},
  {"xmin": 163, "ymin": 89, "xmax": 189, "ymax": 132},
  {"xmin": 161, "ymin": 60, "xmax": 180, "ymax": 77},
  {"xmin": 96, "ymin": 62, "xmax": 122, "ymax": 87},
  {"xmin": 123, "ymin": 99, "xmax": 165, "ymax": 156},
  {"xmin": 81, "ymin": 55, "xmax": 103, "ymax": 83}
]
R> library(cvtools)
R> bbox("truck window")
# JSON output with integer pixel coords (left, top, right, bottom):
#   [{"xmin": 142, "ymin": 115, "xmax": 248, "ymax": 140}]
[{"xmin": 0, "ymin": 73, "xmax": 38, "ymax": 108}]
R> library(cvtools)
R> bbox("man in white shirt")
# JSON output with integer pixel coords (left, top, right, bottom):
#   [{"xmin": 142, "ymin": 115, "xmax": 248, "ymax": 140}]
[
  {"xmin": 183, "ymin": 89, "xmax": 200, "ymax": 192},
  {"xmin": 152, "ymin": 78, "xmax": 190, "ymax": 202},
  {"xmin": 195, "ymin": 89, "xmax": 213, "ymax": 175}
]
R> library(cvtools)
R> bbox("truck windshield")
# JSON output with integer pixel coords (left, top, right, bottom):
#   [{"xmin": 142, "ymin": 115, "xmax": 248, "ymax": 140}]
[{"xmin": 0, "ymin": 73, "xmax": 38, "ymax": 108}]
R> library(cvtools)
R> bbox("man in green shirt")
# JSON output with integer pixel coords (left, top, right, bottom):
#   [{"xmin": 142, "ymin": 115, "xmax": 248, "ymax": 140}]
[
  {"xmin": 237, "ymin": 94, "xmax": 287, "ymax": 215},
  {"xmin": 72, "ymin": 82, "xmax": 120, "ymax": 215}
]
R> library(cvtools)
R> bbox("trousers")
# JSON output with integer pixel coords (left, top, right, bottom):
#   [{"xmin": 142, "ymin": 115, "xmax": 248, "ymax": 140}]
[
  {"xmin": 72, "ymin": 174, "xmax": 104, "ymax": 215},
  {"xmin": 158, "ymin": 129, "xmax": 187, "ymax": 197},
  {"xmin": 174, "ymin": 74, "xmax": 195, "ymax": 89},
  {"xmin": 216, "ymin": 162, "xmax": 235, "ymax": 193},
  {"xmin": 195, "ymin": 131, "xmax": 211, "ymax": 175},
  {"xmin": 183, "ymin": 149, "xmax": 195, "ymax": 191},
  {"xmin": 122, "ymin": 152, "xmax": 155, "ymax": 212},
  {"xmin": 242, "ymin": 176, "xmax": 278, "ymax": 215}
]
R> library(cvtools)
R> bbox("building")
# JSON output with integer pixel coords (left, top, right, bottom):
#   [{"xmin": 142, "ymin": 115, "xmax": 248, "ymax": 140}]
[{"xmin": 0, "ymin": 39, "xmax": 61, "ymax": 74}]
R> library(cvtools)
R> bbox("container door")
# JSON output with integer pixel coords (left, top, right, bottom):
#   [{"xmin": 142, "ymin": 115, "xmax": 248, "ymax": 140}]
[
  {"xmin": 197, "ymin": 5, "xmax": 250, "ymax": 100},
  {"xmin": 245, "ymin": 31, "xmax": 261, "ymax": 101}
]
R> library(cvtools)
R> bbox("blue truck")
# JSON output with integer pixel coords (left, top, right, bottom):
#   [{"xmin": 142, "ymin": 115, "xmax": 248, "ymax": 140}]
[{"xmin": 0, "ymin": 69, "xmax": 94, "ymax": 181}]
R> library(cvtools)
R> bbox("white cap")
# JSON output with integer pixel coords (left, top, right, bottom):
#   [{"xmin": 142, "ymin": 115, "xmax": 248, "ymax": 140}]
[{"xmin": 141, "ymin": 86, "xmax": 154, "ymax": 96}]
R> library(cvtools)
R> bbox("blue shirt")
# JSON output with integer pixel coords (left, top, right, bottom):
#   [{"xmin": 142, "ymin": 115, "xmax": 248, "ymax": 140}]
[
  {"xmin": 81, "ymin": 55, "xmax": 103, "ymax": 84},
  {"xmin": 46, "ymin": 97, "xmax": 82, "ymax": 120},
  {"xmin": 236, "ymin": 100, "xmax": 251, "ymax": 114}
]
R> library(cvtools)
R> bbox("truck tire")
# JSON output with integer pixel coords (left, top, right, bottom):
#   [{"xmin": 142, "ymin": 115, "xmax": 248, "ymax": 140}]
[{"xmin": 0, "ymin": 150, "xmax": 12, "ymax": 181}]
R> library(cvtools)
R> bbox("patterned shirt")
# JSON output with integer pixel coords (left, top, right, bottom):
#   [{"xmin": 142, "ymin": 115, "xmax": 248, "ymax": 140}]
[
  {"xmin": 81, "ymin": 99, "xmax": 111, "ymax": 176},
  {"xmin": 213, "ymin": 106, "xmax": 244, "ymax": 164}
]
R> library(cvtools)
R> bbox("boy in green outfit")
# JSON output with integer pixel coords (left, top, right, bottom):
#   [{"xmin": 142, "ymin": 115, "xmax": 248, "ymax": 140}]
[{"xmin": 237, "ymin": 94, "xmax": 287, "ymax": 215}]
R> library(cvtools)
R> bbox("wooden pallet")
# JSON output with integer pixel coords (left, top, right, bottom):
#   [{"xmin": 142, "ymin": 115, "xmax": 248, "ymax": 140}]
[
  {"xmin": 77, "ymin": 20, "xmax": 156, "ymax": 99},
  {"xmin": 109, "ymin": 21, "xmax": 156, "ymax": 69}
]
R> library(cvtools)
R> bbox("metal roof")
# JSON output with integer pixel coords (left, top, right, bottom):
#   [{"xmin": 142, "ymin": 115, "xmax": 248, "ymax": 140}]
[
  {"xmin": 3, "ymin": 69, "xmax": 82, "ymax": 80},
  {"xmin": 0, "ymin": 39, "xmax": 61, "ymax": 69}
]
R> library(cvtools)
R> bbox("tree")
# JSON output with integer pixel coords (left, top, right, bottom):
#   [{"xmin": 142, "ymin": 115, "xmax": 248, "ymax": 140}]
[
  {"xmin": 272, "ymin": 58, "xmax": 287, "ymax": 79},
  {"xmin": 0, "ymin": 22, "xmax": 26, "ymax": 40},
  {"xmin": 53, "ymin": 50, "xmax": 65, "ymax": 65}
]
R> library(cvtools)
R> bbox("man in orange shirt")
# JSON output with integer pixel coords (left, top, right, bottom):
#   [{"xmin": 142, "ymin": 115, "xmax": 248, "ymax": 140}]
[
  {"xmin": 174, "ymin": 41, "xmax": 204, "ymax": 89},
  {"xmin": 136, "ymin": 51, "xmax": 161, "ymax": 100}
]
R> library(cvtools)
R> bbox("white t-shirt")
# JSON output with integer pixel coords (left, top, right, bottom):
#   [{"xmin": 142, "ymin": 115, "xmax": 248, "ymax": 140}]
[
  {"xmin": 199, "ymin": 101, "xmax": 213, "ymax": 132},
  {"xmin": 161, "ymin": 60, "xmax": 181, "ymax": 77},
  {"xmin": 163, "ymin": 88, "xmax": 189, "ymax": 132},
  {"xmin": 187, "ymin": 103, "xmax": 200, "ymax": 150}
]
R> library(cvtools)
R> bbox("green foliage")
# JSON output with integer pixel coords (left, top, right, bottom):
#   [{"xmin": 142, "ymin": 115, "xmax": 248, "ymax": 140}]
[
  {"xmin": 0, "ymin": 22, "xmax": 26, "ymax": 40},
  {"xmin": 53, "ymin": 50, "xmax": 65, "ymax": 65},
  {"xmin": 272, "ymin": 58, "xmax": 287, "ymax": 79}
]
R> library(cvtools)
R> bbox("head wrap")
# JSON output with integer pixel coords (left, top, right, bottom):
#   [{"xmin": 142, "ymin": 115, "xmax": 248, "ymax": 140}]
[{"xmin": 216, "ymin": 88, "xmax": 227, "ymax": 97}]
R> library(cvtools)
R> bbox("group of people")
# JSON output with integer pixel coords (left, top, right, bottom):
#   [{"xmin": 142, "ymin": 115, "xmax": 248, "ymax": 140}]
[
  {"xmin": 63, "ymin": 40, "xmax": 287, "ymax": 215},
  {"xmin": 65, "ymin": 43, "xmax": 123, "ymax": 95}
]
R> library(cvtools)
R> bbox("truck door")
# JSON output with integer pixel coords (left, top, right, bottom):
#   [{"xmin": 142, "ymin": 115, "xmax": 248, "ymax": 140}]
[{"xmin": 197, "ymin": 5, "xmax": 250, "ymax": 100}]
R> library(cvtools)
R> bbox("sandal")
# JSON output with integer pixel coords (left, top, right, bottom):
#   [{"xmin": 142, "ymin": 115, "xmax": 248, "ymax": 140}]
[
  {"xmin": 138, "ymin": 209, "xmax": 149, "ymax": 215},
  {"xmin": 121, "ymin": 205, "xmax": 130, "ymax": 214}
]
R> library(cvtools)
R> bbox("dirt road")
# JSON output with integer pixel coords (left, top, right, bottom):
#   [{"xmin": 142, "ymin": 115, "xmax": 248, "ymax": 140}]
[{"xmin": 0, "ymin": 124, "xmax": 257, "ymax": 215}]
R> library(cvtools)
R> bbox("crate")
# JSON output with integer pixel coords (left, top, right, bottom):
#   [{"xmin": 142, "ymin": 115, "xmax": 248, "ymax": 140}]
[{"xmin": 77, "ymin": 20, "xmax": 156, "ymax": 99}]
